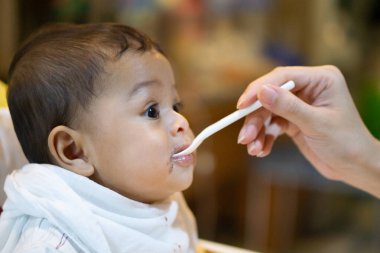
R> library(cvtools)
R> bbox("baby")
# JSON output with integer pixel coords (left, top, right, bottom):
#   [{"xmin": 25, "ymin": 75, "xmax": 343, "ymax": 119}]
[{"xmin": 0, "ymin": 23, "xmax": 197, "ymax": 252}]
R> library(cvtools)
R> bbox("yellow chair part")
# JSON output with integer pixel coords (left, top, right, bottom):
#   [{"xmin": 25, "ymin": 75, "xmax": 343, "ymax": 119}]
[{"xmin": 0, "ymin": 81, "xmax": 7, "ymax": 108}]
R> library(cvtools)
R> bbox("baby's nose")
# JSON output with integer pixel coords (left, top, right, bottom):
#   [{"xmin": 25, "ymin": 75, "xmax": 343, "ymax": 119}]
[{"xmin": 171, "ymin": 112, "xmax": 190, "ymax": 136}]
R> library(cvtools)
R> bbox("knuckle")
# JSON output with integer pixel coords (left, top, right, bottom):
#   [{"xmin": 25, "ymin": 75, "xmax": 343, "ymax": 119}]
[
  {"xmin": 323, "ymin": 65, "xmax": 345, "ymax": 82},
  {"xmin": 272, "ymin": 66, "xmax": 285, "ymax": 74},
  {"xmin": 323, "ymin": 64, "xmax": 339, "ymax": 73},
  {"xmin": 321, "ymin": 169, "xmax": 339, "ymax": 181}
]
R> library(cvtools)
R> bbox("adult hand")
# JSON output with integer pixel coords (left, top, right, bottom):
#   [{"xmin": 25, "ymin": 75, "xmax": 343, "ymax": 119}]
[{"xmin": 237, "ymin": 65, "xmax": 380, "ymax": 197}]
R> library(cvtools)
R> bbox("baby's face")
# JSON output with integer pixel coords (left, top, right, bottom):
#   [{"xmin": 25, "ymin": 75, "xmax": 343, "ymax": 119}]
[{"xmin": 77, "ymin": 50, "xmax": 195, "ymax": 203}]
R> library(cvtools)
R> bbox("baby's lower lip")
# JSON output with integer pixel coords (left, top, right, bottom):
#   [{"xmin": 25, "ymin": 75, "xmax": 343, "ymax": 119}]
[{"xmin": 172, "ymin": 154, "xmax": 194, "ymax": 167}]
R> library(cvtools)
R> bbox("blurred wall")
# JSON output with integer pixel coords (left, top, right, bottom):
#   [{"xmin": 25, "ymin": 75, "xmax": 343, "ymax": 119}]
[{"xmin": 0, "ymin": 0, "xmax": 19, "ymax": 80}]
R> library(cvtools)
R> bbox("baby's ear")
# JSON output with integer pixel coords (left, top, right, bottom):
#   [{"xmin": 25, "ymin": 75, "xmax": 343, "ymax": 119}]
[{"xmin": 48, "ymin": 126, "xmax": 94, "ymax": 177}]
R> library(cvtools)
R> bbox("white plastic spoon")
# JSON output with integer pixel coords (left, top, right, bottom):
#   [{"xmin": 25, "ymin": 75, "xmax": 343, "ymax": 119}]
[{"xmin": 173, "ymin": 80, "xmax": 295, "ymax": 157}]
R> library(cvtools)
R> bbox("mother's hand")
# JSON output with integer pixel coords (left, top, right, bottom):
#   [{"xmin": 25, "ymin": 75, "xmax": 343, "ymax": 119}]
[{"xmin": 237, "ymin": 66, "xmax": 380, "ymax": 197}]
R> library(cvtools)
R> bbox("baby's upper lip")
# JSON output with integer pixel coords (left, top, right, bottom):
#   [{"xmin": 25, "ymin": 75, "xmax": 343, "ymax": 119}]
[{"xmin": 174, "ymin": 144, "xmax": 190, "ymax": 155}]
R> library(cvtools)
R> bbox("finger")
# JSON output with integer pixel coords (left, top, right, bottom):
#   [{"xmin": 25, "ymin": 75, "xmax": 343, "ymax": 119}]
[
  {"xmin": 238, "ymin": 117, "xmax": 263, "ymax": 145},
  {"xmin": 237, "ymin": 109, "xmax": 270, "ymax": 144},
  {"xmin": 237, "ymin": 65, "xmax": 342, "ymax": 109},
  {"xmin": 247, "ymin": 126, "xmax": 265, "ymax": 156},
  {"xmin": 257, "ymin": 135, "xmax": 275, "ymax": 158},
  {"xmin": 237, "ymin": 66, "xmax": 304, "ymax": 109},
  {"xmin": 258, "ymin": 84, "xmax": 317, "ymax": 131},
  {"xmin": 258, "ymin": 117, "xmax": 287, "ymax": 157}
]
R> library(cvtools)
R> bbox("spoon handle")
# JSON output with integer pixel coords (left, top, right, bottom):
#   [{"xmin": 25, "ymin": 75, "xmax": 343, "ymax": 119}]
[{"xmin": 173, "ymin": 80, "xmax": 295, "ymax": 157}]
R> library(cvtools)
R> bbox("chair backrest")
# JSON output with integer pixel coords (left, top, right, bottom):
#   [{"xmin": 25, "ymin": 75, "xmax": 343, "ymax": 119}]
[{"xmin": 0, "ymin": 83, "xmax": 28, "ymax": 207}]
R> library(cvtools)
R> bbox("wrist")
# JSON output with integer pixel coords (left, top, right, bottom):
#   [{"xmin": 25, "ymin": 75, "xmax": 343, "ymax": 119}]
[{"xmin": 343, "ymin": 136, "xmax": 380, "ymax": 198}]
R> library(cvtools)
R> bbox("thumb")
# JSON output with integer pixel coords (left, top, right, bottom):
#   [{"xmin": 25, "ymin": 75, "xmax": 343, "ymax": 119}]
[{"xmin": 258, "ymin": 84, "xmax": 315, "ymax": 129}]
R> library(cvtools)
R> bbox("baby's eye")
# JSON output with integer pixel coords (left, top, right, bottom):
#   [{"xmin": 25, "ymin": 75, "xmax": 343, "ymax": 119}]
[
  {"xmin": 173, "ymin": 102, "xmax": 184, "ymax": 113},
  {"xmin": 145, "ymin": 104, "xmax": 160, "ymax": 119}
]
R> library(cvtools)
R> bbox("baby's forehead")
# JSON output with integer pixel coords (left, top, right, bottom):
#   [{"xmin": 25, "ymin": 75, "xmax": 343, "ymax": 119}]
[
  {"xmin": 92, "ymin": 50, "xmax": 143, "ymax": 85},
  {"xmin": 81, "ymin": 52, "xmax": 174, "ymax": 105},
  {"xmin": 100, "ymin": 50, "xmax": 171, "ymax": 87}
]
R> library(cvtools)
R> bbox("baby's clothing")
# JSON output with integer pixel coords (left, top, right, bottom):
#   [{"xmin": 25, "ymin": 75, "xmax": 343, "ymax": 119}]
[{"xmin": 0, "ymin": 164, "xmax": 197, "ymax": 252}]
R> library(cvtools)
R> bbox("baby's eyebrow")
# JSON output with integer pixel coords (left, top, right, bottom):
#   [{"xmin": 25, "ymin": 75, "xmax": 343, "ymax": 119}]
[{"xmin": 129, "ymin": 79, "xmax": 161, "ymax": 97}]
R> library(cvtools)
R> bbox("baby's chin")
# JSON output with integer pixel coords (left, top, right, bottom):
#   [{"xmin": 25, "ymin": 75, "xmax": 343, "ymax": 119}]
[
  {"xmin": 173, "ymin": 165, "xmax": 194, "ymax": 191},
  {"xmin": 181, "ymin": 175, "xmax": 194, "ymax": 191}
]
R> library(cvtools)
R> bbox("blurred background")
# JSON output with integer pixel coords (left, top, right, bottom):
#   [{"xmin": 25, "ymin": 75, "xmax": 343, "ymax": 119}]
[{"xmin": 2, "ymin": 0, "xmax": 380, "ymax": 252}]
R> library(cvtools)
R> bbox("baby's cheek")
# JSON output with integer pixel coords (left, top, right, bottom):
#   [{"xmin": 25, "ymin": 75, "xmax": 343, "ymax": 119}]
[{"xmin": 188, "ymin": 128, "xmax": 195, "ymax": 139}]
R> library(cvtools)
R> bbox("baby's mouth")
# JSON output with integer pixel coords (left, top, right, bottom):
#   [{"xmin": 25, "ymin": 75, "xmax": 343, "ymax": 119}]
[
  {"xmin": 173, "ymin": 145, "xmax": 190, "ymax": 155},
  {"xmin": 171, "ymin": 145, "xmax": 194, "ymax": 167}
]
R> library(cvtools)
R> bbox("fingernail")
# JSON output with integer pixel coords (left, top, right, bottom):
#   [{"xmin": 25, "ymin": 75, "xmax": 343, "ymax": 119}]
[
  {"xmin": 257, "ymin": 151, "xmax": 265, "ymax": 157},
  {"xmin": 238, "ymin": 127, "xmax": 247, "ymax": 144},
  {"xmin": 260, "ymin": 85, "xmax": 278, "ymax": 105},
  {"xmin": 238, "ymin": 124, "xmax": 256, "ymax": 144},
  {"xmin": 248, "ymin": 142, "xmax": 258, "ymax": 155},
  {"xmin": 237, "ymin": 96, "xmax": 245, "ymax": 109}
]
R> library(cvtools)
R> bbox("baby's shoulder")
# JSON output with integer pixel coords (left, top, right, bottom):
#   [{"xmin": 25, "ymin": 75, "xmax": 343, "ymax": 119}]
[{"xmin": 13, "ymin": 217, "xmax": 82, "ymax": 253}]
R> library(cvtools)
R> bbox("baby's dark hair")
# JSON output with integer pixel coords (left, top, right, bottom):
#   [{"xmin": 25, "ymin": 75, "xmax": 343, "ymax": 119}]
[{"xmin": 7, "ymin": 23, "xmax": 162, "ymax": 163}]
